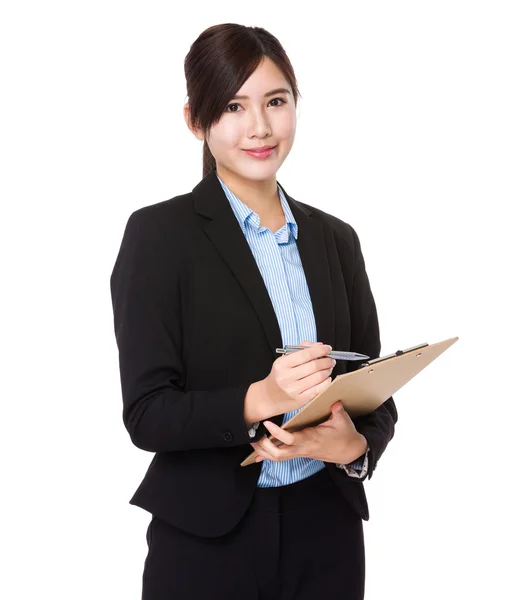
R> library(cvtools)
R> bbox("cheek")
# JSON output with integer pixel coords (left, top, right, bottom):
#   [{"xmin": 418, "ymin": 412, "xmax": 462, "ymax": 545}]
[
  {"xmin": 274, "ymin": 111, "xmax": 296, "ymax": 142},
  {"xmin": 211, "ymin": 121, "xmax": 242, "ymax": 151}
]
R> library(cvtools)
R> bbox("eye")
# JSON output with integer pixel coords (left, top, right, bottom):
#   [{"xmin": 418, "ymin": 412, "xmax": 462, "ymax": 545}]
[{"xmin": 224, "ymin": 98, "xmax": 286, "ymax": 112}]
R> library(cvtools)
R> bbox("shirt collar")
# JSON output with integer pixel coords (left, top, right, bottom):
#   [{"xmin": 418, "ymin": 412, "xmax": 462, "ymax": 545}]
[{"xmin": 217, "ymin": 174, "xmax": 298, "ymax": 240}]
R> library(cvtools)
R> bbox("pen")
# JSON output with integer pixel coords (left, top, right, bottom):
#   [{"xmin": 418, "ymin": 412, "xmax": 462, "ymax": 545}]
[{"xmin": 275, "ymin": 346, "xmax": 370, "ymax": 361}]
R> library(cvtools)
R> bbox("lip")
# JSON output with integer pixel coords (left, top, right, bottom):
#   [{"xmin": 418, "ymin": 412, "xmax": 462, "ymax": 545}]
[{"xmin": 243, "ymin": 145, "xmax": 277, "ymax": 158}]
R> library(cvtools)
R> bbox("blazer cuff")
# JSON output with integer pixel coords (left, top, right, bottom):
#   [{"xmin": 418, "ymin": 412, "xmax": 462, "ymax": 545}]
[
  {"xmin": 335, "ymin": 446, "xmax": 370, "ymax": 479},
  {"xmin": 247, "ymin": 421, "xmax": 261, "ymax": 438}
]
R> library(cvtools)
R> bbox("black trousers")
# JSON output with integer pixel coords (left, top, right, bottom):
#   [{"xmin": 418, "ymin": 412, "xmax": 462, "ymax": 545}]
[{"xmin": 142, "ymin": 467, "xmax": 365, "ymax": 600}]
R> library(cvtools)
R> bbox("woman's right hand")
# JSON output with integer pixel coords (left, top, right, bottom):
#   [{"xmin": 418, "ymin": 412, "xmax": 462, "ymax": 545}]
[{"xmin": 261, "ymin": 341, "xmax": 336, "ymax": 418}]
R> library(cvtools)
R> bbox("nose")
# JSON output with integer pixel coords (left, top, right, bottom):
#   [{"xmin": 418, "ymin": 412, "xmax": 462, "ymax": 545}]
[{"xmin": 247, "ymin": 107, "xmax": 272, "ymax": 139}]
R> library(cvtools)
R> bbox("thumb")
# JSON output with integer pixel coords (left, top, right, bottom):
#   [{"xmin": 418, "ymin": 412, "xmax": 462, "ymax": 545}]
[{"xmin": 332, "ymin": 402, "xmax": 344, "ymax": 416}]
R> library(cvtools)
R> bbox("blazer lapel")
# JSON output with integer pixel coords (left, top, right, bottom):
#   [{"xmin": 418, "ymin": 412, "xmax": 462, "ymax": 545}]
[{"xmin": 191, "ymin": 170, "xmax": 336, "ymax": 361}]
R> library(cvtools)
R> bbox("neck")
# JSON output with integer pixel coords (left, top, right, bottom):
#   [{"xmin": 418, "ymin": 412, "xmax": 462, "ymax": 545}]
[{"xmin": 216, "ymin": 165, "xmax": 283, "ymax": 218}]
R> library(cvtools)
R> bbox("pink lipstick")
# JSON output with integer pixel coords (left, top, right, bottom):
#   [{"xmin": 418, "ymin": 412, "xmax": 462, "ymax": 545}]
[{"xmin": 243, "ymin": 145, "xmax": 276, "ymax": 159}]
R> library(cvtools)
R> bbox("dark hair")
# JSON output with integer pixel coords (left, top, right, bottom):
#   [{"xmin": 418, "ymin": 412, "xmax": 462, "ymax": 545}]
[{"xmin": 184, "ymin": 24, "xmax": 301, "ymax": 177}]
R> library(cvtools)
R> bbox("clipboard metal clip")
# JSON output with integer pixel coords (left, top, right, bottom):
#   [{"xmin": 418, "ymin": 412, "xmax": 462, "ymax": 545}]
[{"xmin": 358, "ymin": 342, "xmax": 429, "ymax": 369}]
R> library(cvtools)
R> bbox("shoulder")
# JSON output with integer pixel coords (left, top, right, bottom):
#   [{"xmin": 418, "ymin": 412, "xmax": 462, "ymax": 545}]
[
  {"xmin": 117, "ymin": 192, "xmax": 196, "ymax": 253},
  {"xmin": 110, "ymin": 194, "xmax": 196, "ymax": 278},
  {"xmin": 291, "ymin": 196, "xmax": 360, "ymax": 255},
  {"xmin": 111, "ymin": 194, "xmax": 195, "ymax": 284},
  {"xmin": 125, "ymin": 192, "xmax": 193, "ymax": 232}
]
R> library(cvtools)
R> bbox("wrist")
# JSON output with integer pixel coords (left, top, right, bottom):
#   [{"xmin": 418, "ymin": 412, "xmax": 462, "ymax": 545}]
[
  {"xmin": 244, "ymin": 380, "xmax": 270, "ymax": 425},
  {"xmin": 343, "ymin": 433, "xmax": 368, "ymax": 464},
  {"xmin": 354, "ymin": 433, "xmax": 368, "ymax": 459}
]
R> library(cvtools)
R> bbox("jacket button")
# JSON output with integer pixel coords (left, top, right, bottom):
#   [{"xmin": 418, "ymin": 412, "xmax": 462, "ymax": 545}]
[{"xmin": 223, "ymin": 431, "xmax": 233, "ymax": 442}]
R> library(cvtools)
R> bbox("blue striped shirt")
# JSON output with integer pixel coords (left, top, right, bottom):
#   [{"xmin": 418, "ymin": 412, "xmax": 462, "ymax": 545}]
[{"xmin": 217, "ymin": 175, "xmax": 367, "ymax": 487}]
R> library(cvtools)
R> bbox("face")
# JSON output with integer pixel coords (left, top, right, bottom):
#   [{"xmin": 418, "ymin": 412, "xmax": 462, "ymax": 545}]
[{"xmin": 185, "ymin": 56, "xmax": 297, "ymax": 184}]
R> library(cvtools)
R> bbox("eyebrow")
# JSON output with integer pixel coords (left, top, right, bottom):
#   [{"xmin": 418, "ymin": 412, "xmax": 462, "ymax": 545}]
[{"xmin": 230, "ymin": 88, "xmax": 292, "ymax": 100}]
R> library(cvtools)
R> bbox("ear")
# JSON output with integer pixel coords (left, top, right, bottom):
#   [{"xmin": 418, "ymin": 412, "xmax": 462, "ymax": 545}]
[{"xmin": 183, "ymin": 103, "xmax": 205, "ymax": 141}]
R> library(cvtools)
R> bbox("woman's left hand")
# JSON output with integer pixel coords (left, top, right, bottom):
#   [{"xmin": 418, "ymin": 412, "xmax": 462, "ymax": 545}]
[{"xmin": 251, "ymin": 401, "xmax": 368, "ymax": 465}]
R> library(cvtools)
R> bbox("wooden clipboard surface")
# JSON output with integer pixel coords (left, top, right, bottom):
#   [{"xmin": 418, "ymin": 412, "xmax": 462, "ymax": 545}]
[{"xmin": 241, "ymin": 335, "xmax": 459, "ymax": 467}]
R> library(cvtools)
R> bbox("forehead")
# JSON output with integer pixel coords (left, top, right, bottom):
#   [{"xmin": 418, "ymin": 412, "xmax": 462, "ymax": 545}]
[{"xmin": 233, "ymin": 57, "xmax": 291, "ymax": 97}]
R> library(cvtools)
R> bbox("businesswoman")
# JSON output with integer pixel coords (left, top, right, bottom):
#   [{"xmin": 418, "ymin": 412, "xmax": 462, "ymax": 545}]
[{"xmin": 110, "ymin": 23, "xmax": 397, "ymax": 600}]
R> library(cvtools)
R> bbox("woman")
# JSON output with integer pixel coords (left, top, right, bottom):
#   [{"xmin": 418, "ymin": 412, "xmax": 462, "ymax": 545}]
[{"xmin": 110, "ymin": 23, "xmax": 397, "ymax": 600}]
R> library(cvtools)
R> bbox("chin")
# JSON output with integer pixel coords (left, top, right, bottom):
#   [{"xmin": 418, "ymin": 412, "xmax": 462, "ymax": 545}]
[
  {"xmin": 225, "ymin": 163, "xmax": 279, "ymax": 182},
  {"xmin": 242, "ymin": 168, "xmax": 279, "ymax": 181}
]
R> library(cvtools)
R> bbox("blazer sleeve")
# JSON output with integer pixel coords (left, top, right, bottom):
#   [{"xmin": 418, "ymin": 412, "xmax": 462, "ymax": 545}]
[
  {"xmin": 336, "ymin": 224, "xmax": 398, "ymax": 481},
  {"xmin": 110, "ymin": 209, "xmax": 257, "ymax": 453}
]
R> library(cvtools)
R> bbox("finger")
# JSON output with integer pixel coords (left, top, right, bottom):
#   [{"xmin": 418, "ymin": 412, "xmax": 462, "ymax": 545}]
[
  {"xmin": 250, "ymin": 434, "xmax": 267, "ymax": 448},
  {"xmin": 263, "ymin": 421, "xmax": 295, "ymax": 446},
  {"xmin": 254, "ymin": 445, "xmax": 274, "ymax": 462},
  {"xmin": 337, "ymin": 403, "xmax": 353, "ymax": 422},
  {"xmin": 251, "ymin": 445, "xmax": 268, "ymax": 462},
  {"xmin": 251, "ymin": 436, "xmax": 275, "ymax": 455},
  {"xmin": 287, "ymin": 342, "xmax": 333, "ymax": 367},
  {"xmin": 257, "ymin": 433, "xmax": 295, "ymax": 462},
  {"xmin": 255, "ymin": 446, "xmax": 275, "ymax": 462},
  {"xmin": 259, "ymin": 435, "xmax": 284, "ymax": 458},
  {"xmin": 250, "ymin": 436, "xmax": 268, "ymax": 454}
]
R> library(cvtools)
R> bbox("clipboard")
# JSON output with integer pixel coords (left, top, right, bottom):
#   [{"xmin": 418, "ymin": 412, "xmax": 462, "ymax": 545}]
[{"xmin": 240, "ymin": 335, "xmax": 459, "ymax": 467}]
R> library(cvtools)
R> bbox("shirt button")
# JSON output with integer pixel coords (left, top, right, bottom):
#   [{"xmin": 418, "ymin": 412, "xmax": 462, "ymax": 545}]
[{"xmin": 223, "ymin": 431, "xmax": 233, "ymax": 442}]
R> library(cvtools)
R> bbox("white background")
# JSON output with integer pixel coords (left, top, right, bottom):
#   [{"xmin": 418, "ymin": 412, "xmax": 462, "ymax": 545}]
[{"xmin": 1, "ymin": 1, "xmax": 516, "ymax": 599}]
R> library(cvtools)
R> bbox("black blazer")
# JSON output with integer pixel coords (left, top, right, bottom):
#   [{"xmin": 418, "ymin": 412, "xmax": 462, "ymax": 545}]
[{"xmin": 110, "ymin": 169, "xmax": 398, "ymax": 537}]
